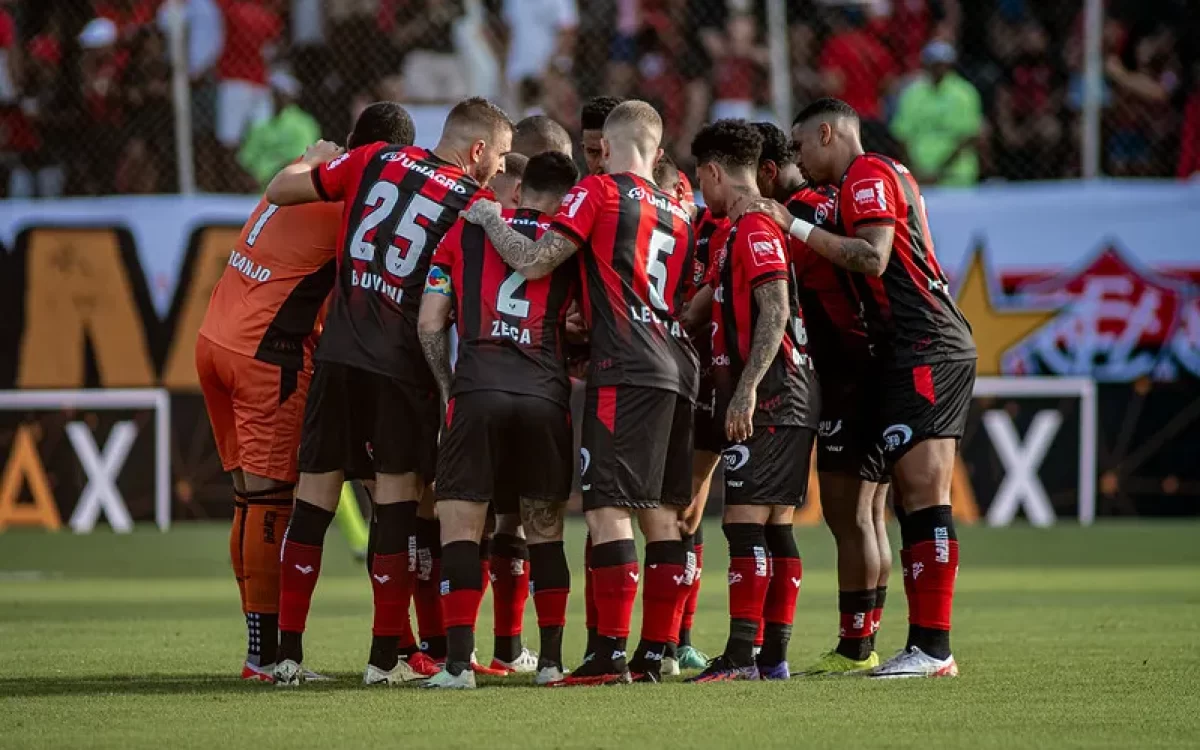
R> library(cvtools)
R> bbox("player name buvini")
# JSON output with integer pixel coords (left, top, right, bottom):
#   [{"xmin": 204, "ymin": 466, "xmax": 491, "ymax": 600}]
[{"xmin": 351, "ymin": 269, "xmax": 404, "ymax": 304}]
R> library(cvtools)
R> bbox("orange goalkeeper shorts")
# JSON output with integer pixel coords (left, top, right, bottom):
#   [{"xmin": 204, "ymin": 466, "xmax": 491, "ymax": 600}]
[{"xmin": 196, "ymin": 334, "xmax": 310, "ymax": 483}]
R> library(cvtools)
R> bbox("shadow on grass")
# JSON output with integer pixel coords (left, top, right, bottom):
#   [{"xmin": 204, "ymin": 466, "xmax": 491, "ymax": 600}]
[{"xmin": 0, "ymin": 673, "xmax": 545, "ymax": 698}]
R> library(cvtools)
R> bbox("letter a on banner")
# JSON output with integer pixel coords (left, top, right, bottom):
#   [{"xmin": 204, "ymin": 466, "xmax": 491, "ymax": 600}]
[{"xmin": 0, "ymin": 425, "xmax": 62, "ymax": 531}]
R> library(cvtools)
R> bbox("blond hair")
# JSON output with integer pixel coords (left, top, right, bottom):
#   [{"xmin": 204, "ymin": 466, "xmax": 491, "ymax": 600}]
[{"xmin": 603, "ymin": 100, "xmax": 663, "ymax": 160}]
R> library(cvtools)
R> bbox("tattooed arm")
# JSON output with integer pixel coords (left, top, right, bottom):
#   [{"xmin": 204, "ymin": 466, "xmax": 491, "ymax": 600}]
[
  {"xmin": 725, "ymin": 279, "xmax": 789, "ymax": 443},
  {"xmin": 417, "ymin": 268, "xmax": 455, "ymax": 406},
  {"xmin": 461, "ymin": 199, "xmax": 579, "ymax": 280},
  {"xmin": 750, "ymin": 199, "xmax": 894, "ymax": 276}
]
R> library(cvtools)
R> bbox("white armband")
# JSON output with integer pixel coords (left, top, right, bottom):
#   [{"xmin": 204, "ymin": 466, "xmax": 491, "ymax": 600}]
[{"xmin": 788, "ymin": 218, "xmax": 815, "ymax": 243}]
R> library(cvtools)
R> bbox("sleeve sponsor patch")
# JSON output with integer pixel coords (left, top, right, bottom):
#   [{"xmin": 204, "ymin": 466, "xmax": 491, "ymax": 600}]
[
  {"xmin": 562, "ymin": 188, "xmax": 588, "ymax": 218},
  {"xmin": 326, "ymin": 152, "xmax": 350, "ymax": 171},
  {"xmin": 748, "ymin": 230, "xmax": 786, "ymax": 269},
  {"xmin": 424, "ymin": 265, "xmax": 452, "ymax": 296},
  {"xmin": 850, "ymin": 178, "xmax": 888, "ymax": 213}
]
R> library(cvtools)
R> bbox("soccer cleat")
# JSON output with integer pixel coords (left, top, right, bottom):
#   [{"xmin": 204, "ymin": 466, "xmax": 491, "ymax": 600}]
[
  {"xmin": 272, "ymin": 659, "xmax": 303, "ymax": 687},
  {"xmin": 554, "ymin": 656, "xmax": 631, "ymax": 687},
  {"xmin": 869, "ymin": 646, "xmax": 958, "ymax": 679},
  {"xmin": 407, "ymin": 652, "xmax": 440, "ymax": 677},
  {"xmin": 685, "ymin": 655, "xmax": 760, "ymax": 683},
  {"xmin": 489, "ymin": 647, "xmax": 539, "ymax": 675},
  {"xmin": 661, "ymin": 657, "xmax": 680, "ymax": 676},
  {"xmin": 627, "ymin": 654, "xmax": 663, "ymax": 684},
  {"xmin": 470, "ymin": 651, "xmax": 509, "ymax": 676},
  {"xmin": 534, "ymin": 665, "xmax": 567, "ymax": 686},
  {"xmin": 241, "ymin": 662, "xmax": 274, "ymax": 683},
  {"xmin": 758, "ymin": 661, "xmax": 791, "ymax": 681},
  {"xmin": 302, "ymin": 667, "xmax": 334, "ymax": 682},
  {"xmin": 363, "ymin": 659, "xmax": 423, "ymax": 685},
  {"xmin": 800, "ymin": 650, "xmax": 880, "ymax": 676},
  {"xmin": 676, "ymin": 645, "xmax": 709, "ymax": 670},
  {"xmin": 420, "ymin": 667, "xmax": 477, "ymax": 689}
]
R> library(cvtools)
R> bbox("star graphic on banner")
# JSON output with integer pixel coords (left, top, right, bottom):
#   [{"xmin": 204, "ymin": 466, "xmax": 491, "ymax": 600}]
[{"xmin": 954, "ymin": 247, "xmax": 1059, "ymax": 376}]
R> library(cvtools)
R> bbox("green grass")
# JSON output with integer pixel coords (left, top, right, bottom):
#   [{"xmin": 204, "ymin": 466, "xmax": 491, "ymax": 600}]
[{"xmin": 1, "ymin": 521, "xmax": 1199, "ymax": 749}]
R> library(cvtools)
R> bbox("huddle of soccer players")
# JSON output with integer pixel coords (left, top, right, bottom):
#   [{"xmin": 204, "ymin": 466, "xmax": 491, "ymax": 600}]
[{"xmin": 196, "ymin": 89, "xmax": 974, "ymax": 688}]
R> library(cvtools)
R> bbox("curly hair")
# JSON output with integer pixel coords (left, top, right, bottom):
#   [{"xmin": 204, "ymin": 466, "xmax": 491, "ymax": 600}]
[
  {"xmin": 753, "ymin": 122, "xmax": 796, "ymax": 167},
  {"xmin": 581, "ymin": 96, "xmax": 624, "ymax": 131},
  {"xmin": 691, "ymin": 119, "xmax": 763, "ymax": 170}
]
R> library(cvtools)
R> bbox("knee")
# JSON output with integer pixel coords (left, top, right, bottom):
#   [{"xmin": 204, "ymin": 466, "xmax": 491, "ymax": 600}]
[
  {"xmin": 764, "ymin": 523, "xmax": 799, "ymax": 559},
  {"xmin": 638, "ymin": 507, "xmax": 682, "ymax": 543}
]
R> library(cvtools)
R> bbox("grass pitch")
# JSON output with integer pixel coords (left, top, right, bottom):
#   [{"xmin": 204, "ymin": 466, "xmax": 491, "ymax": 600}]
[{"xmin": 1, "ymin": 521, "xmax": 1198, "ymax": 749}]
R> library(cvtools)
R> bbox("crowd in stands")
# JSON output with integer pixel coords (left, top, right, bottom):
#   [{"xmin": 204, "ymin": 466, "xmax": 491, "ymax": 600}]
[{"xmin": 0, "ymin": 0, "xmax": 1197, "ymax": 197}]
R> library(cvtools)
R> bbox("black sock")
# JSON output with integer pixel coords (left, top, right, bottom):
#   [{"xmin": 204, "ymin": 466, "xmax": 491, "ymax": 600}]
[
  {"xmin": 909, "ymin": 625, "xmax": 952, "ymax": 660},
  {"xmin": 633, "ymin": 638, "xmax": 668, "ymax": 675},
  {"xmin": 245, "ymin": 612, "xmax": 279, "ymax": 666},
  {"xmin": 528, "ymin": 541, "xmax": 568, "ymax": 669},
  {"xmin": 678, "ymin": 627, "xmax": 692, "ymax": 648},
  {"xmin": 368, "ymin": 502, "xmax": 418, "ymax": 670},
  {"xmin": 494, "ymin": 635, "xmax": 522, "ymax": 663},
  {"xmin": 836, "ymin": 589, "xmax": 877, "ymax": 661},
  {"xmin": 759, "ymin": 623, "xmax": 791, "ymax": 668},
  {"xmin": 725, "ymin": 618, "xmax": 758, "ymax": 667},
  {"xmin": 442, "ymin": 540, "xmax": 482, "ymax": 667},
  {"xmin": 444, "ymin": 627, "xmax": 473, "ymax": 675}
]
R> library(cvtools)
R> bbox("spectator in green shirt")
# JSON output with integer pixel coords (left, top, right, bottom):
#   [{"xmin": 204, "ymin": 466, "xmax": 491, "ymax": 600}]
[
  {"xmin": 237, "ymin": 72, "xmax": 321, "ymax": 189},
  {"xmin": 891, "ymin": 41, "xmax": 983, "ymax": 186}
]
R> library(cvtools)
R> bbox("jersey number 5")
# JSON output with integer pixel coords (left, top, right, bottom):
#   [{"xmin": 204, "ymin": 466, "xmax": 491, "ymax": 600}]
[
  {"xmin": 646, "ymin": 229, "xmax": 676, "ymax": 312},
  {"xmin": 349, "ymin": 182, "xmax": 444, "ymax": 278},
  {"xmin": 497, "ymin": 270, "xmax": 530, "ymax": 318}
]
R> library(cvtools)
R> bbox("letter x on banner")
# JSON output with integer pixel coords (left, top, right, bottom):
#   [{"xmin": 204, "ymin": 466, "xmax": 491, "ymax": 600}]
[{"xmin": 973, "ymin": 377, "xmax": 1098, "ymax": 526}]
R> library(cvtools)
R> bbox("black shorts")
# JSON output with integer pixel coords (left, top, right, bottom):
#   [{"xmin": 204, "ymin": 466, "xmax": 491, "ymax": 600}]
[
  {"xmin": 874, "ymin": 359, "xmax": 976, "ymax": 466},
  {"xmin": 435, "ymin": 390, "xmax": 573, "ymax": 514},
  {"xmin": 816, "ymin": 371, "xmax": 889, "ymax": 483},
  {"xmin": 723, "ymin": 426, "xmax": 815, "ymax": 506},
  {"xmin": 693, "ymin": 379, "xmax": 723, "ymax": 454},
  {"xmin": 581, "ymin": 386, "xmax": 693, "ymax": 511},
  {"xmin": 298, "ymin": 361, "xmax": 439, "ymax": 479}
]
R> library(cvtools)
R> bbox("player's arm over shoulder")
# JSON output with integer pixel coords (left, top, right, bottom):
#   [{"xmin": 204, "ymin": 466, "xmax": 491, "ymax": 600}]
[{"xmin": 462, "ymin": 176, "xmax": 604, "ymax": 280}]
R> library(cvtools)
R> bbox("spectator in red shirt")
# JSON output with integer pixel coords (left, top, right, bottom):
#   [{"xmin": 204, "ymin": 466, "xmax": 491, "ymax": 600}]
[
  {"xmin": 215, "ymin": 0, "xmax": 281, "ymax": 149},
  {"xmin": 709, "ymin": 11, "xmax": 768, "ymax": 122},
  {"xmin": 819, "ymin": 7, "xmax": 899, "ymax": 155}
]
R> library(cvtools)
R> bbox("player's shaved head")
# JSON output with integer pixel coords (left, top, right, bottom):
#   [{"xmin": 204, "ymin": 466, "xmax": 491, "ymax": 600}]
[
  {"xmin": 790, "ymin": 97, "xmax": 863, "ymax": 186},
  {"xmin": 512, "ymin": 115, "xmax": 573, "ymax": 158},
  {"xmin": 347, "ymin": 101, "xmax": 416, "ymax": 149},
  {"xmin": 443, "ymin": 96, "xmax": 514, "ymax": 144},
  {"xmin": 490, "ymin": 152, "xmax": 528, "ymax": 209},
  {"xmin": 603, "ymin": 100, "xmax": 663, "ymax": 163},
  {"xmin": 439, "ymin": 96, "xmax": 514, "ymax": 186},
  {"xmin": 503, "ymin": 152, "xmax": 529, "ymax": 180}
]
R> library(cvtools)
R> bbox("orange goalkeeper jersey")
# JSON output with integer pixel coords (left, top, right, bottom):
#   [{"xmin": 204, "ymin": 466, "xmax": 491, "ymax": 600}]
[{"xmin": 199, "ymin": 197, "xmax": 341, "ymax": 371}]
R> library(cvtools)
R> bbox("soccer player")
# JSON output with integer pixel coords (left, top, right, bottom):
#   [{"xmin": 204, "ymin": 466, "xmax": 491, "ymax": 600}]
[
  {"xmin": 512, "ymin": 114, "xmax": 574, "ymax": 158},
  {"xmin": 765, "ymin": 97, "xmax": 976, "ymax": 678},
  {"xmin": 580, "ymin": 96, "xmax": 624, "ymax": 175},
  {"xmin": 196, "ymin": 102, "xmax": 416, "ymax": 683},
  {"xmin": 491, "ymin": 152, "xmax": 528, "ymax": 209},
  {"xmin": 417, "ymin": 151, "xmax": 582, "ymax": 689},
  {"xmin": 753, "ymin": 120, "xmax": 897, "ymax": 675},
  {"xmin": 463, "ymin": 100, "xmax": 697, "ymax": 685},
  {"xmin": 653, "ymin": 156, "xmax": 717, "ymax": 675},
  {"xmin": 686, "ymin": 120, "xmax": 818, "ymax": 683},
  {"xmin": 263, "ymin": 97, "xmax": 513, "ymax": 687}
]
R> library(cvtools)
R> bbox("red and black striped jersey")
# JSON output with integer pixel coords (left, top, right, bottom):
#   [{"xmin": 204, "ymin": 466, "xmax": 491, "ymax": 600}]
[
  {"xmin": 551, "ymin": 172, "xmax": 699, "ymax": 399},
  {"xmin": 431, "ymin": 208, "xmax": 577, "ymax": 408},
  {"xmin": 310, "ymin": 142, "xmax": 488, "ymax": 385},
  {"xmin": 787, "ymin": 186, "xmax": 874, "ymax": 374},
  {"xmin": 710, "ymin": 210, "xmax": 818, "ymax": 429},
  {"xmin": 690, "ymin": 205, "xmax": 730, "ymax": 295},
  {"xmin": 839, "ymin": 153, "xmax": 975, "ymax": 368}
]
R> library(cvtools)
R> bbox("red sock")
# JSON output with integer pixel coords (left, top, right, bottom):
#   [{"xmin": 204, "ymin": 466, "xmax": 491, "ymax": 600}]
[
  {"xmin": 593, "ymin": 562, "xmax": 639, "ymax": 638},
  {"xmin": 414, "ymin": 559, "xmax": 445, "ymax": 643},
  {"xmin": 728, "ymin": 555, "xmax": 770, "ymax": 624},
  {"xmin": 909, "ymin": 539, "xmax": 959, "ymax": 630},
  {"xmin": 279, "ymin": 540, "xmax": 322, "ymax": 633},
  {"xmin": 441, "ymin": 587, "xmax": 484, "ymax": 629},
  {"xmin": 480, "ymin": 557, "xmax": 491, "ymax": 597},
  {"xmin": 534, "ymin": 588, "xmax": 569, "ymax": 628},
  {"xmin": 370, "ymin": 552, "xmax": 413, "ymax": 636},
  {"xmin": 491, "ymin": 553, "xmax": 530, "ymax": 638},
  {"xmin": 641, "ymin": 559, "xmax": 688, "ymax": 644},
  {"xmin": 763, "ymin": 556, "xmax": 802, "ymax": 626},
  {"xmin": 900, "ymin": 547, "xmax": 914, "ymax": 611},
  {"xmin": 680, "ymin": 542, "xmax": 703, "ymax": 632},
  {"xmin": 584, "ymin": 536, "xmax": 597, "ymax": 632}
]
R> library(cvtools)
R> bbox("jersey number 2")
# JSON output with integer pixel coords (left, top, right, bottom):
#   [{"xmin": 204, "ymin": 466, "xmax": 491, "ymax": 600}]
[
  {"xmin": 497, "ymin": 271, "xmax": 530, "ymax": 318},
  {"xmin": 349, "ymin": 183, "xmax": 444, "ymax": 278}
]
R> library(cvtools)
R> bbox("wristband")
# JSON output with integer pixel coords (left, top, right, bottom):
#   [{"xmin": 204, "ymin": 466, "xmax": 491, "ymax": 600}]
[{"xmin": 788, "ymin": 218, "xmax": 815, "ymax": 243}]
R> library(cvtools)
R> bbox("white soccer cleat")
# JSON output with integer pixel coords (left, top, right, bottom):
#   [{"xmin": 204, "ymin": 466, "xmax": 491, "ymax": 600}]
[
  {"xmin": 363, "ymin": 659, "xmax": 423, "ymax": 685},
  {"xmin": 490, "ymin": 648, "xmax": 540, "ymax": 675},
  {"xmin": 534, "ymin": 665, "xmax": 567, "ymax": 686},
  {"xmin": 661, "ymin": 657, "xmax": 680, "ymax": 677},
  {"xmin": 421, "ymin": 667, "xmax": 477, "ymax": 689},
  {"xmin": 273, "ymin": 659, "xmax": 303, "ymax": 687},
  {"xmin": 869, "ymin": 646, "xmax": 959, "ymax": 679}
]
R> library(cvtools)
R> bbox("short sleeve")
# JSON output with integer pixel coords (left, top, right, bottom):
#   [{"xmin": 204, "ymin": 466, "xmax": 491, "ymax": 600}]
[
  {"xmin": 841, "ymin": 159, "xmax": 900, "ymax": 230},
  {"xmin": 550, "ymin": 174, "xmax": 608, "ymax": 247},
  {"xmin": 312, "ymin": 142, "xmax": 382, "ymax": 203},
  {"xmin": 431, "ymin": 218, "xmax": 464, "ymax": 273},
  {"xmin": 732, "ymin": 214, "xmax": 789, "ymax": 289}
]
